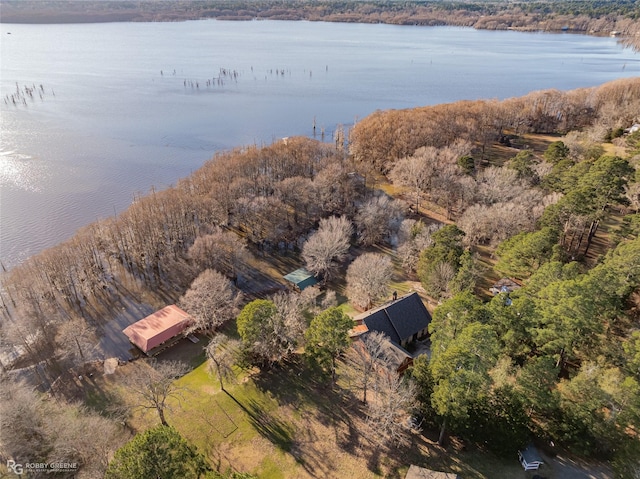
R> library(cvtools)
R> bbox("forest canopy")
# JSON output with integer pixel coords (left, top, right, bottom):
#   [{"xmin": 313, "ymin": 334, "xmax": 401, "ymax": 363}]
[
  {"xmin": 1, "ymin": 76, "xmax": 639, "ymax": 477},
  {"xmin": 2, "ymin": 0, "xmax": 640, "ymax": 51}
]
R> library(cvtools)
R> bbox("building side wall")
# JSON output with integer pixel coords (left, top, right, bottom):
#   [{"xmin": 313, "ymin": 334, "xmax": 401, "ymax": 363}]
[{"xmin": 145, "ymin": 320, "xmax": 189, "ymax": 351}]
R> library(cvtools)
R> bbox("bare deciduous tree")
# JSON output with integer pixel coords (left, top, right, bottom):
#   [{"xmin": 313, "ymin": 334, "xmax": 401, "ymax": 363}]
[
  {"xmin": 346, "ymin": 253, "xmax": 393, "ymax": 310},
  {"xmin": 188, "ymin": 227, "xmax": 248, "ymax": 280},
  {"xmin": 302, "ymin": 215, "xmax": 353, "ymax": 280},
  {"xmin": 271, "ymin": 290, "xmax": 311, "ymax": 356},
  {"xmin": 396, "ymin": 219, "xmax": 440, "ymax": 272},
  {"xmin": 562, "ymin": 131, "xmax": 603, "ymax": 162},
  {"xmin": 55, "ymin": 316, "xmax": 99, "ymax": 367},
  {"xmin": 46, "ymin": 401, "xmax": 125, "ymax": 478},
  {"xmin": 123, "ymin": 360, "xmax": 189, "ymax": 427},
  {"xmin": 388, "ymin": 141, "xmax": 473, "ymax": 216},
  {"xmin": 2, "ymin": 310, "xmax": 59, "ymax": 384},
  {"xmin": 626, "ymin": 182, "xmax": 640, "ymax": 213},
  {"xmin": 237, "ymin": 291, "xmax": 316, "ymax": 366},
  {"xmin": 0, "ymin": 379, "xmax": 48, "ymax": 462},
  {"xmin": 298, "ymin": 285, "xmax": 322, "ymax": 312},
  {"xmin": 458, "ymin": 201, "xmax": 542, "ymax": 246},
  {"xmin": 388, "ymin": 154, "xmax": 431, "ymax": 211},
  {"xmin": 232, "ymin": 195, "xmax": 291, "ymax": 245},
  {"xmin": 427, "ymin": 261, "xmax": 457, "ymax": 299},
  {"xmin": 320, "ymin": 290, "xmax": 338, "ymax": 310},
  {"xmin": 0, "ymin": 379, "xmax": 126, "ymax": 477},
  {"xmin": 275, "ymin": 176, "xmax": 319, "ymax": 234},
  {"xmin": 365, "ymin": 368, "xmax": 418, "ymax": 448},
  {"xmin": 355, "ymin": 194, "xmax": 405, "ymax": 246},
  {"xmin": 313, "ymin": 162, "xmax": 359, "ymax": 216},
  {"xmin": 205, "ymin": 334, "xmax": 240, "ymax": 392},
  {"xmin": 179, "ymin": 269, "xmax": 241, "ymax": 336},
  {"xmin": 344, "ymin": 331, "xmax": 390, "ymax": 404},
  {"xmin": 475, "ymin": 167, "xmax": 524, "ymax": 205}
]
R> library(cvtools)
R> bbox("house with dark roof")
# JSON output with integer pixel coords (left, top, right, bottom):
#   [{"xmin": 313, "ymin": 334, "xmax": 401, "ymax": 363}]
[
  {"xmin": 353, "ymin": 292, "xmax": 432, "ymax": 349},
  {"xmin": 381, "ymin": 336, "xmax": 414, "ymax": 374},
  {"xmin": 349, "ymin": 330, "xmax": 414, "ymax": 374}
]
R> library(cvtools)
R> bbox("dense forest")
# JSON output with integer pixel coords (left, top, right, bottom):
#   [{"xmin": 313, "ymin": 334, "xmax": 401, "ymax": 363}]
[
  {"xmin": 1, "ymin": 77, "xmax": 640, "ymax": 477},
  {"xmin": 2, "ymin": 0, "xmax": 640, "ymax": 49}
]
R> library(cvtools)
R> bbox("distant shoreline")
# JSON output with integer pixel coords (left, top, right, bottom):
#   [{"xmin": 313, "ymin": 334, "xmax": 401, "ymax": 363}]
[{"xmin": 2, "ymin": 0, "xmax": 639, "ymax": 50}]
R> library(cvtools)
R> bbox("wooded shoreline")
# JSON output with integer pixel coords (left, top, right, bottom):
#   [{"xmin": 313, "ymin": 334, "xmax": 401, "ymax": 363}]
[
  {"xmin": 2, "ymin": 0, "xmax": 640, "ymax": 50},
  {"xmin": 1, "ymin": 65, "xmax": 639, "ymax": 476}
]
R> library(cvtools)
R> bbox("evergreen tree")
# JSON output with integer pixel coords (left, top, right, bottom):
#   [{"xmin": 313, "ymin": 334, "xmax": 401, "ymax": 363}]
[
  {"xmin": 430, "ymin": 322, "xmax": 499, "ymax": 445},
  {"xmin": 495, "ymin": 227, "xmax": 559, "ymax": 279},
  {"xmin": 417, "ymin": 224, "xmax": 465, "ymax": 298},
  {"xmin": 305, "ymin": 307, "xmax": 353, "ymax": 381},
  {"xmin": 105, "ymin": 425, "xmax": 210, "ymax": 479}
]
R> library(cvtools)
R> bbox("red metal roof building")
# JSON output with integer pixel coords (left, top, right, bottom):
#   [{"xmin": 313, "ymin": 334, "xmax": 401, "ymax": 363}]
[{"xmin": 123, "ymin": 305, "xmax": 192, "ymax": 354}]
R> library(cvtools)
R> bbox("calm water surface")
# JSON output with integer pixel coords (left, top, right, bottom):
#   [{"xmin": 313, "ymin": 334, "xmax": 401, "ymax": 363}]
[{"xmin": 1, "ymin": 20, "xmax": 639, "ymax": 267}]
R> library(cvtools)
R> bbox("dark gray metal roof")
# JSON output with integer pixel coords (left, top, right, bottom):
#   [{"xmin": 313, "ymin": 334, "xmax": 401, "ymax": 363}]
[{"xmin": 361, "ymin": 292, "xmax": 432, "ymax": 345}]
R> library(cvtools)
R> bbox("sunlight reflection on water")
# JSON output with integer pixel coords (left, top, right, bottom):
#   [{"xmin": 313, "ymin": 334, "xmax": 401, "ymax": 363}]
[
  {"xmin": 1, "ymin": 20, "xmax": 639, "ymax": 267},
  {"xmin": 0, "ymin": 147, "xmax": 46, "ymax": 193}
]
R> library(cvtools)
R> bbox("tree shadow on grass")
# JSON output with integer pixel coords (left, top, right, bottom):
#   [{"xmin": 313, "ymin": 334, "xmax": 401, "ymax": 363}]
[
  {"xmin": 81, "ymin": 373, "xmax": 130, "ymax": 423},
  {"xmin": 225, "ymin": 364, "xmax": 367, "ymax": 476},
  {"xmin": 251, "ymin": 356, "xmax": 365, "ymax": 457},
  {"xmin": 289, "ymin": 421, "xmax": 337, "ymax": 479},
  {"xmin": 335, "ymin": 407, "xmax": 362, "ymax": 454},
  {"xmin": 251, "ymin": 357, "xmax": 319, "ymax": 409},
  {"xmin": 155, "ymin": 334, "xmax": 207, "ymax": 369},
  {"xmin": 252, "ymin": 357, "xmax": 352, "ymax": 416},
  {"xmin": 224, "ymin": 391, "xmax": 294, "ymax": 452}
]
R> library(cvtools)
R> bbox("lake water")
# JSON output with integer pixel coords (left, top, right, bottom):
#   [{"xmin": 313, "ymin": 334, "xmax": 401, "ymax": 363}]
[{"xmin": 1, "ymin": 20, "xmax": 639, "ymax": 267}]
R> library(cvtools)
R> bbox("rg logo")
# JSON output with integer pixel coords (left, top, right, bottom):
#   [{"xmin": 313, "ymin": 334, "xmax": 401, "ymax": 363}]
[{"xmin": 6, "ymin": 460, "xmax": 23, "ymax": 475}]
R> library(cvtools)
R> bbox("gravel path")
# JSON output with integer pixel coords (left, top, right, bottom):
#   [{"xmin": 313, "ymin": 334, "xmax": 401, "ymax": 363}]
[{"xmin": 543, "ymin": 453, "xmax": 612, "ymax": 479}]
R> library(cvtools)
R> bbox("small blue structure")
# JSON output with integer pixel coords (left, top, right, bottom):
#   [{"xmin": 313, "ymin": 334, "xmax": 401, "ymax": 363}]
[{"xmin": 283, "ymin": 268, "xmax": 318, "ymax": 291}]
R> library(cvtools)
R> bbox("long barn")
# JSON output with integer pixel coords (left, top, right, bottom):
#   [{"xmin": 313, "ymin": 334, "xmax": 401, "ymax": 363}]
[{"xmin": 123, "ymin": 305, "xmax": 192, "ymax": 355}]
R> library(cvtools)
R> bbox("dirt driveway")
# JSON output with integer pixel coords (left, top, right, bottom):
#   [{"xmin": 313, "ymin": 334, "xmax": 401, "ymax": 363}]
[{"xmin": 538, "ymin": 453, "xmax": 612, "ymax": 479}]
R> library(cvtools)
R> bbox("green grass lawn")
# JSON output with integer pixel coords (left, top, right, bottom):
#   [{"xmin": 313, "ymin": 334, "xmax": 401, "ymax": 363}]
[
  {"xmin": 100, "ymin": 351, "xmax": 531, "ymax": 479},
  {"xmin": 163, "ymin": 358, "xmax": 358, "ymax": 478},
  {"xmin": 169, "ymin": 365, "xmax": 294, "ymax": 478},
  {"xmin": 73, "ymin": 317, "xmax": 542, "ymax": 479}
]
